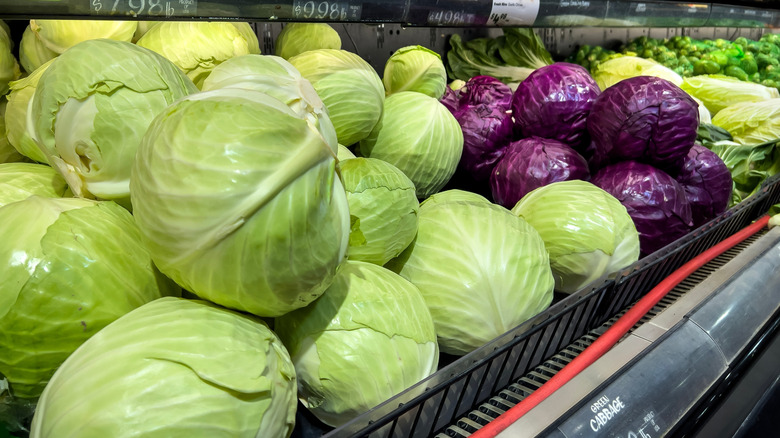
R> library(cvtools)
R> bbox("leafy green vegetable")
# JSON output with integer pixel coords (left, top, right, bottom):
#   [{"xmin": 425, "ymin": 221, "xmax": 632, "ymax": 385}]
[
  {"xmin": 29, "ymin": 297, "xmax": 296, "ymax": 438},
  {"xmin": 29, "ymin": 19, "xmax": 137, "ymax": 54},
  {"xmin": 5, "ymin": 58, "xmax": 55, "ymax": 164},
  {"xmin": 499, "ymin": 28, "xmax": 554, "ymax": 69},
  {"xmin": 712, "ymin": 98, "xmax": 780, "ymax": 145},
  {"xmin": 0, "ymin": 98, "xmax": 25, "ymax": 164},
  {"xmin": 384, "ymin": 45, "xmax": 447, "ymax": 99},
  {"xmin": 275, "ymin": 261, "xmax": 437, "ymax": 427},
  {"xmin": 591, "ymin": 56, "xmax": 683, "ymax": 90},
  {"xmin": 386, "ymin": 193, "xmax": 554, "ymax": 355},
  {"xmin": 446, "ymin": 34, "xmax": 534, "ymax": 88},
  {"xmin": 359, "ymin": 91, "xmax": 463, "ymax": 198},
  {"xmin": 130, "ymin": 89, "xmax": 349, "ymax": 318},
  {"xmin": 512, "ymin": 180, "xmax": 640, "ymax": 293},
  {"xmin": 341, "ymin": 158, "xmax": 419, "ymax": 265},
  {"xmin": 681, "ymin": 75, "xmax": 779, "ymax": 115},
  {"xmin": 275, "ymin": 23, "xmax": 341, "ymax": 60},
  {"xmin": 18, "ymin": 25, "xmax": 56, "ymax": 75},
  {"xmin": 0, "ymin": 163, "xmax": 68, "ymax": 207},
  {"xmin": 0, "ymin": 20, "xmax": 20, "ymax": 96},
  {"xmin": 706, "ymin": 138, "xmax": 780, "ymax": 206},
  {"xmin": 0, "ymin": 197, "xmax": 179, "ymax": 399}
]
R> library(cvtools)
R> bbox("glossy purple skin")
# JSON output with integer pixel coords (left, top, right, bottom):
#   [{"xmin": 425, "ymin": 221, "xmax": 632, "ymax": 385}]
[
  {"xmin": 673, "ymin": 144, "xmax": 733, "ymax": 228},
  {"xmin": 587, "ymin": 76, "xmax": 699, "ymax": 170},
  {"xmin": 511, "ymin": 63, "xmax": 601, "ymax": 148},
  {"xmin": 592, "ymin": 161, "xmax": 693, "ymax": 256},
  {"xmin": 440, "ymin": 86, "xmax": 462, "ymax": 114},
  {"xmin": 490, "ymin": 136, "xmax": 590, "ymax": 209},
  {"xmin": 457, "ymin": 104, "xmax": 514, "ymax": 181},
  {"xmin": 461, "ymin": 75, "xmax": 513, "ymax": 111}
]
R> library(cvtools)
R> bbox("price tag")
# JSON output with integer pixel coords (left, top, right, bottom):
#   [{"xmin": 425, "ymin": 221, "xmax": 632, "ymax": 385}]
[
  {"xmin": 489, "ymin": 0, "xmax": 539, "ymax": 26},
  {"xmin": 559, "ymin": 0, "xmax": 591, "ymax": 7},
  {"xmin": 427, "ymin": 9, "xmax": 475, "ymax": 26},
  {"xmin": 292, "ymin": 1, "xmax": 361, "ymax": 21},
  {"xmin": 90, "ymin": 0, "xmax": 196, "ymax": 17}
]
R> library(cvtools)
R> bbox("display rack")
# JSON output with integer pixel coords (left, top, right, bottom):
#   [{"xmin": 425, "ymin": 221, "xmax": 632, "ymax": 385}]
[{"xmin": 0, "ymin": 1, "xmax": 778, "ymax": 29}]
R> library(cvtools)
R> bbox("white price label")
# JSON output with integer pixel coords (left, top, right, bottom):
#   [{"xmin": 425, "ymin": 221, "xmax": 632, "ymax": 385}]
[{"xmin": 489, "ymin": 0, "xmax": 539, "ymax": 26}]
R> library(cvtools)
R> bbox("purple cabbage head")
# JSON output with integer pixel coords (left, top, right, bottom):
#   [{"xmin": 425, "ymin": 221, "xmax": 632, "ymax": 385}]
[
  {"xmin": 461, "ymin": 76, "xmax": 513, "ymax": 111},
  {"xmin": 511, "ymin": 63, "xmax": 601, "ymax": 149},
  {"xmin": 673, "ymin": 144, "xmax": 733, "ymax": 227},
  {"xmin": 457, "ymin": 104, "xmax": 514, "ymax": 181},
  {"xmin": 586, "ymin": 76, "xmax": 699, "ymax": 170},
  {"xmin": 440, "ymin": 85, "xmax": 462, "ymax": 114},
  {"xmin": 490, "ymin": 136, "xmax": 590, "ymax": 209},
  {"xmin": 592, "ymin": 161, "xmax": 693, "ymax": 256}
]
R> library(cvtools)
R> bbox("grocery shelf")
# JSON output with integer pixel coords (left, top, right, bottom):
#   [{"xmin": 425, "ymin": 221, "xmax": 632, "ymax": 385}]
[{"xmin": 0, "ymin": 1, "xmax": 778, "ymax": 28}]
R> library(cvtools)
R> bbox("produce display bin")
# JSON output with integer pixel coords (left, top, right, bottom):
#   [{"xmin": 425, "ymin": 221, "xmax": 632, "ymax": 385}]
[{"xmin": 2, "ymin": 1, "xmax": 780, "ymax": 437}]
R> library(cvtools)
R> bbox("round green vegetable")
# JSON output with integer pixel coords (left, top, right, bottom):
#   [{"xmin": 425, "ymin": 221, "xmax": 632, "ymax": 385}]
[
  {"xmin": 0, "ymin": 163, "xmax": 68, "ymax": 207},
  {"xmin": 383, "ymin": 45, "xmax": 447, "ymax": 99},
  {"xmin": 275, "ymin": 23, "xmax": 341, "ymax": 60}
]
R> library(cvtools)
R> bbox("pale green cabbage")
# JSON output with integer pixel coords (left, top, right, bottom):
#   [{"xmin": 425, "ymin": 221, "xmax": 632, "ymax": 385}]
[
  {"xmin": 275, "ymin": 23, "xmax": 341, "ymax": 60},
  {"xmin": 275, "ymin": 261, "xmax": 437, "ymax": 427},
  {"xmin": 0, "ymin": 20, "xmax": 20, "ymax": 96},
  {"xmin": 681, "ymin": 75, "xmax": 780, "ymax": 116},
  {"xmin": 289, "ymin": 49, "xmax": 384, "ymax": 146},
  {"xmin": 29, "ymin": 297, "xmax": 296, "ymax": 438},
  {"xmin": 0, "ymin": 98, "xmax": 25, "ymax": 164},
  {"xmin": 383, "ymin": 45, "xmax": 447, "ymax": 99},
  {"xmin": 341, "ymin": 158, "xmax": 419, "ymax": 265},
  {"xmin": 712, "ymin": 98, "xmax": 780, "ymax": 145},
  {"xmin": 337, "ymin": 144, "xmax": 355, "ymax": 161},
  {"xmin": 5, "ymin": 58, "xmax": 55, "ymax": 164},
  {"xmin": 130, "ymin": 89, "xmax": 349, "ymax": 318},
  {"xmin": 0, "ymin": 163, "xmax": 67, "ymax": 207},
  {"xmin": 137, "ymin": 22, "xmax": 261, "ymax": 88},
  {"xmin": 0, "ymin": 196, "xmax": 179, "ymax": 399},
  {"xmin": 29, "ymin": 19, "xmax": 136, "ymax": 54},
  {"xmin": 359, "ymin": 91, "xmax": 463, "ymax": 198},
  {"xmin": 512, "ymin": 180, "xmax": 640, "ymax": 294},
  {"xmin": 592, "ymin": 56, "xmax": 683, "ymax": 91},
  {"xmin": 386, "ymin": 193, "xmax": 554, "ymax": 355},
  {"xmin": 132, "ymin": 21, "xmax": 160, "ymax": 43},
  {"xmin": 19, "ymin": 25, "xmax": 57, "ymax": 74},
  {"xmin": 201, "ymin": 54, "xmax": 338, "ymax": 153},
  {"xmin": 31, "ymin": 39, "xmax": 197, "ymax": 208}
]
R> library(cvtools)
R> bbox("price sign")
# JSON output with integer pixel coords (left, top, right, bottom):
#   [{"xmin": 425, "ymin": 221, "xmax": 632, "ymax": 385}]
[
  {"xmin": 489, "ymin": 0, "xmax": 539, "ymax": 26},
  {"xmin": 292, "ymin": 1, "xmax": 361, "ymax": 21},
  {"xmin": 427, "ymin": 9, "xmax": 475, "ymax": 26},
  {"xmin": 90, "ymin": 0, "xmax": 196, "ymax": 17}
]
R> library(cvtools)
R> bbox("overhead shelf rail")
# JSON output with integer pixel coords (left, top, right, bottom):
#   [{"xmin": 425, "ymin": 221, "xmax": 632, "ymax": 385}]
[{"xmin": 0, "ymin": 1, "xmax": 778, "ymax": 28}]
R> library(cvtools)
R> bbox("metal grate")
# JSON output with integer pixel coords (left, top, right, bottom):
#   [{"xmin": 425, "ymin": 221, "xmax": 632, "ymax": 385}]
[{"xmin": 435, "ymin": 231, "xmax": 767, "ymax": 438}]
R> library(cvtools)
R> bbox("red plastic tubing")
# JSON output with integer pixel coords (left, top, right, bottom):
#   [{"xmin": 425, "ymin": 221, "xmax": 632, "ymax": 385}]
[{"xmin": 471, "ymin": 215, "xmax": 772, "ymax": 438}]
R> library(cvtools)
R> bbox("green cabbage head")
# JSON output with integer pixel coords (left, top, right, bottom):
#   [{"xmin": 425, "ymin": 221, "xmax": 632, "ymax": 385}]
[
  {"xmin": 5, "ymin": 58, "xmax": 55, "ymax": 164},
  {"xmin": 275, "ymin": 23, "xmax": 341, "ymax": 60},
  {"xmin": 29, "ymin": 19, "xmax": 137, "ymax": 54},
  {"xmin": 0, "ymin": 163, "xmax": 68, "ymax": 207},
  {"xmin": 360, "ymin": 91, "xmax": 463, "ymax": 198},
  {"xmin": 512, "ymin": 180, "xmax": 640, "ymax": 294},
  {"xmin": 0, "ymin": 20, "xmax": 20, "ymax": 96},
  {"xmin": 681, "ymin": 75, "xmax": 780, "ymax": 116},
  {"xmin": 19, "ymin": 25, "xmax": 57, "ymax": 74},
  {"xmin": 137, "ymin": 22, "xmax": 261, "ymax": 88},
  {"xmin": 201, "ymin": 54, "xmax": 338, "ymax": 153},
  {"xmin": 0, "ymin": 98, "xmax": 25, "ymax": 164},
  {"xmin": 712, "ymin": 98, "xmax": 780, "ymax": 145},
  {"xmin": 275, "ymin": 260, "xmax": 438, "ymax": 427},
  {"xmin": 591, "ymin": 56, "xmax": 682, "ymax": 90},
  {"xmin": 383, "ymin": 45, "xmax": 447, "ymax": 99},
  {"xmin": 29, "ymin": 297, "xmax": 297, "ymax": 438},
  {"xmin": 289, "ymin": 49, "xmax": 384, "ymax": 146},
  {"xmin": 0, "ymin": 196, "xmax": 179, "ymax": 399},
  {"xmin": 130, "ymin": 89, "xmax": 350, "ymax": 318},
  {"xmin": 387, "ymin": 192, "xmax": 554, "ymax": 355},
  {"xmin": 30, "ymin": 39, "xmax": 197, "ymax": 208},
  {"xmin": 341, "ymin": 157, "xmax": 419, "ymax": 265}
]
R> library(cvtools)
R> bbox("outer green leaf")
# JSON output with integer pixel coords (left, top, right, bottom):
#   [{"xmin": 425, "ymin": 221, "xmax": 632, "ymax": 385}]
[
  {"xmin": 137, "ymin": 22, "xmax": 261, "ymax": 88},
  {"xmin": 446, "ymin": 34, "xmax": 533, "ymax": 88},
  {"xmin": 712, "ymin": 98, "xmax": 780, "ymax": 146},
  {"xmin": 5, "ymin": 58, "xmax": 55, "ymax": 164},
  {"xmin": 29, "ymin": 297, "xmax": 297, "ymax": 438},
  {"xmin": 359, "ymin": 91, "xmax": 463, "ymax": 198},
  {"xmin": 341, "ymin": 158, "xmax": 419, "ymax": 265},
  {"xmin": 386, "ymin": 196, "xmax": 554, "ymax": 355},
  {"xmin": 0, "ymin": 98, "xmax": 25, "ymax": 164},
  {"xmin": 29, "ymin": 19, "xmax": 137, "ymax": 54},
  {"xmin": 130, "ymin": 89, "xmax": 349, "ymax": 318},
  {"xmin": 498, "ymin": 28, "xmax": 554, "ymax": 69},
  {"xmin": 336, "ymin": 144, "xmax": 355, "ymax": 161},
  {"xmin": 31, "ymin": 39, "xmax": 197, "ymax": 207},
  {"xmin": 18, "ymin": 25, "xmax": 57, "ymax": 75},
  {"xmin": 0, "ymin": 163, "xmax": 67, "ymax": 207},
  {"xmin": 275, "ymin": 261, "xmax": 437, "ymax": 427},
  {"xmin": 275, "ymin": 23, "xmax": 341, "ymax": 60},
  {"xmin": 0, "ymin": 197, "xmax": 179, "ymax": 399},
  {"xmin": 289, "ymin": 49, "xmax": 384, "ymax": 146},
  {"xmin": 383, "ymin": 45, "xmax": 447, "ymax": 99},
  {"xmin": 512, "ymin": 180, "xmax": 640, "ymax": 294},
  {"xmin": 681, "ymin": 75, "xmax": 779, "ymax": 116},
  {"xmin": 0, "ymin": 21, "xmax": 20, "ymax": 96},
  {"xmin": 591, "ymin": 56, "xmax": 683, "ymax": 91},
  {"xmin": 706, "ymin": 138, "xmax": 780, "ymax": 204}
]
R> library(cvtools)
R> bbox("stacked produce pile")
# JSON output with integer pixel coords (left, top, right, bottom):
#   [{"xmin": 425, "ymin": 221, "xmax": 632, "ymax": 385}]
[{"xmin": 0, "ymin": 20, "xmax": 776, "ymax": 438}]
